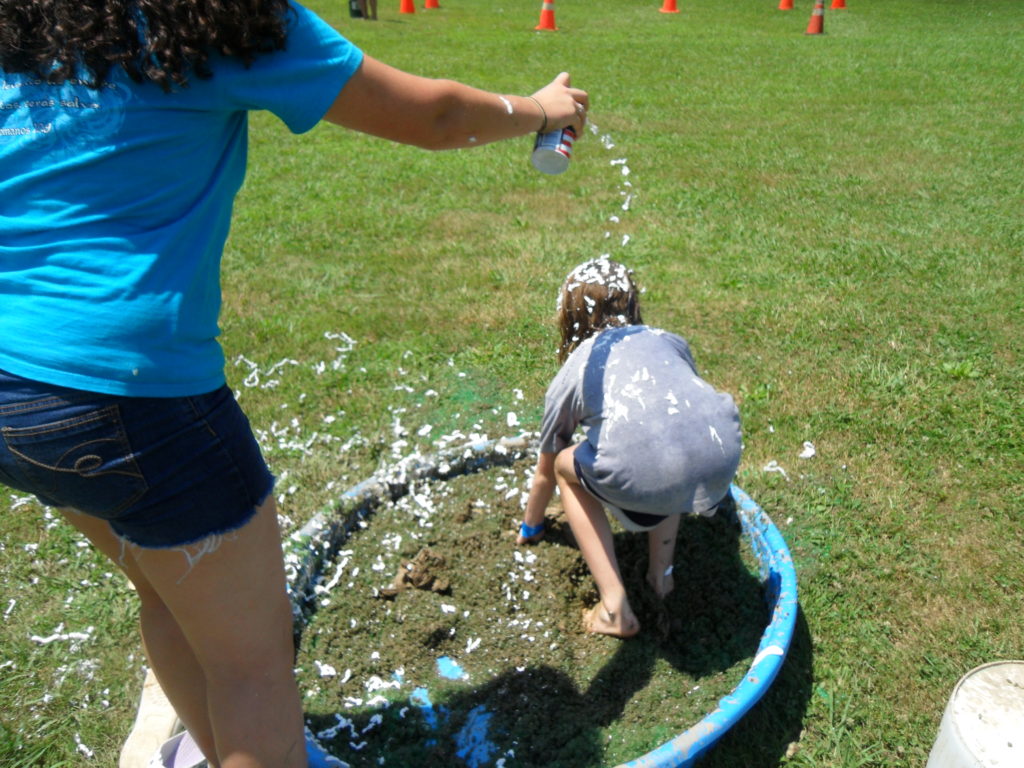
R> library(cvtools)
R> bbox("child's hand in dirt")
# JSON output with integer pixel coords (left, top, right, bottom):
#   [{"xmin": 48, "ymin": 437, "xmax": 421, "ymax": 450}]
[{"xmin": 516, "ymin": 518, "xmax": 546, "ymax": 545}]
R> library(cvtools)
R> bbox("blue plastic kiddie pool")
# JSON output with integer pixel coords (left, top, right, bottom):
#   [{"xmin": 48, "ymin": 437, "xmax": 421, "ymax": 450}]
[{"xmin": 286, "ymin": 438, "xmax": 799, "ymax": 768}]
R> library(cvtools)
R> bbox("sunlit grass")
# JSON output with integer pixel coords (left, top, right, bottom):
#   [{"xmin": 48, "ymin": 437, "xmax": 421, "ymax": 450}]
[{"xmin": 2, "ymin": 0, "xmax": 1022, "ymax": 765}]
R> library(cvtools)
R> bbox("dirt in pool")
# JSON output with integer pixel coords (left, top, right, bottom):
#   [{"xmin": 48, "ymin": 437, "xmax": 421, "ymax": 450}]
[{"xmin": 296, "ymin": 457, "xmax": 768, "ymax": 768}]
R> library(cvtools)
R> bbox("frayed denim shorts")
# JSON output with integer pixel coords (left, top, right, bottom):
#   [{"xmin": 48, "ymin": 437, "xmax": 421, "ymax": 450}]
[{"xmin": 0, "ymin": 369, "xmax": 274, "ymax": 548}]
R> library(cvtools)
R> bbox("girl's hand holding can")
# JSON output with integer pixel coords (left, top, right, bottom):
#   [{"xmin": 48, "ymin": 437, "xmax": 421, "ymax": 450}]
[
  {"xmin": 527, "ymin": 73, "xmax": 588, "ymax": 174},
  {"xmin": 529, "ymin": 71, "xmax": 589, "ymax": 135}
]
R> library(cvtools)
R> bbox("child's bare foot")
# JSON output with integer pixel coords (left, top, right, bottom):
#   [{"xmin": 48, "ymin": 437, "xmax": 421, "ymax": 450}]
[
  {"xmin": 646, "ymin": 566, "xmax": 675, "ymax": 599},
  {"xmin": 582, "ymin": 603, "xmax": 639, "ymax": 638}
]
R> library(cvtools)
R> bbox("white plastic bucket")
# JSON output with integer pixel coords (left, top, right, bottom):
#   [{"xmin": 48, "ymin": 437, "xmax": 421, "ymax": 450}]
[{"xmin": 926, "ymin": 660, "xmax": 1024, "ymax": 768}]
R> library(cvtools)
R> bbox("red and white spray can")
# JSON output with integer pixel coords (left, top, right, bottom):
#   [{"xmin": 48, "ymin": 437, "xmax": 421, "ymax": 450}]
[{"xmin": 531, "ymin": 126, "xmax": 577, "ymax": 175}]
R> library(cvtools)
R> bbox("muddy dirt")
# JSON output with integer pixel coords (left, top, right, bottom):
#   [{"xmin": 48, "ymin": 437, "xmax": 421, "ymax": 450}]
[{"xmin": 295, "ymin": 457, "xmax": 768, "ymax": 767}]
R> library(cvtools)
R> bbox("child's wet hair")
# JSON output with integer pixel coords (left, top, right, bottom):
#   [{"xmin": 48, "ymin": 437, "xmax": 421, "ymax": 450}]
[{"xmin": 557, "ymin": 258, "xmax": 642, "ymax": 362}]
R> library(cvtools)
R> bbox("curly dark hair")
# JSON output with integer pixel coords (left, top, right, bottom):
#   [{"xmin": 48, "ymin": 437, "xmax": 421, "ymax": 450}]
[{"xmin": 0, "ymin": 0, "xmax": 292, "ymax": 92}]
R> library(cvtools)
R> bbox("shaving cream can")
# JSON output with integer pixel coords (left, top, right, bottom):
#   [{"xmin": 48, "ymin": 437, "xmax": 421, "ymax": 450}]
[{"xmin": 531, "ymin": 126, "xmax": 577, "ymax": 175}]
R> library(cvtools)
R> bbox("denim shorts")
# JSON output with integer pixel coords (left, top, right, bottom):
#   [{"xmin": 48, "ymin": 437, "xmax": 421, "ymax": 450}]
[{"xmin": 0, "ymin": 369, "xmax": 274, "ymax": 548}]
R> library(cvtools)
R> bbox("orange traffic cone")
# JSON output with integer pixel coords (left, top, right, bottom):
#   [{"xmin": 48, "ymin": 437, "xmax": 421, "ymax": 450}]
[
  {"xmin": 805, "ymin": 0, "xmax": 825, "ymax": 34},
  {"xmin": 534, "ymin": 0, "xmax": 557, "ymax": 30},
  {"xmin": 660, "ymin": 0, "xmax": 680, "ymax": 13},
  {"xmin": 778, "ymin": 0, "xmax": 794, "ymax": 9},
  {"xmin": 399, "ymin": 0, "xmax": 415, "ymax": 13},
  {"xmin": 830, "ymin": 0, "xmax": 846, "ymax": 8},
  {"xmin": 424, "ymin": 0, "xmax": 439, "ymax": 8}
]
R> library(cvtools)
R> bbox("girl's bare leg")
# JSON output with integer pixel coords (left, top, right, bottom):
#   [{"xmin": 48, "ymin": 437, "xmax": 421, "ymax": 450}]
[
  {"xmin": 646, "ymin": 514, "xmax": 680, "ymax": 599},
  {"xmin": 60, "ymin": 510, "xmax": 218, "ymax": 762},
  {"xmin": 63, "ymin": 499, "xmax": 307, "ymax": 768},
  {"xmin": 133, "ymin": 498, "xmax": 305, "ymax": 768},
  {"xmin": 554, "ymin": 446, "xmax": 639, "ymax": 638}
]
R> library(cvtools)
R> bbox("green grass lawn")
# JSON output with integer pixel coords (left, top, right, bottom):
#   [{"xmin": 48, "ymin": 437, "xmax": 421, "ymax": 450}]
[{"xmin": 2, "ymin": 0, "xmax": 1021, "ymax": 765}]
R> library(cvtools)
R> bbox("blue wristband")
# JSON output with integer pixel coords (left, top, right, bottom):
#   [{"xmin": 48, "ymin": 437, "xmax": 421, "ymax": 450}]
[{"xmin": 519, "ymin": 521, "xmax": 546, "ymax": 539}]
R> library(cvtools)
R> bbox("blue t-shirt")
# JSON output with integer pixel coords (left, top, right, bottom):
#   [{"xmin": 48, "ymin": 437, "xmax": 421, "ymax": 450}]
[{"xmin": 0, "ymin": 3, "xmax": 363, "ymax": 396}]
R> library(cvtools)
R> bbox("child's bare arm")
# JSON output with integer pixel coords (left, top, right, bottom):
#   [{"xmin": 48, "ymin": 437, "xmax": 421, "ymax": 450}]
[{"xmin": 517, "ymin": 452, "xmax": 556, "ymax": 544}]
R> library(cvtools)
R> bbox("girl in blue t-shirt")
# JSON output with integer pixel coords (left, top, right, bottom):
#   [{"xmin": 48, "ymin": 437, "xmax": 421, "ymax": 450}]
[{"xmin": 0, "ymin": 2, "xmax": 588, "ymax": 766}]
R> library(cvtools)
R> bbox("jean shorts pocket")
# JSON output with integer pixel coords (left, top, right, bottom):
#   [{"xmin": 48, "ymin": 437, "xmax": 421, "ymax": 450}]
[{"xmin": 2, "ymin": 404, "xmax": 149, "ymax": 517}]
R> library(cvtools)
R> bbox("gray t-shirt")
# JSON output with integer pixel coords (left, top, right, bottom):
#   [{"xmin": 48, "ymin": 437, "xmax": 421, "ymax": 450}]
[{"xmin": 539, "ymin": 325, "xmax": 741, "ymax": 516}]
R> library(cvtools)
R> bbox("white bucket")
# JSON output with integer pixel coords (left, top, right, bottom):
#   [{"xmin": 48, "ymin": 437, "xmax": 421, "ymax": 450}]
[{"xmin": 926, "ymin": 660, "xmax": 1024, "ymax": 768}]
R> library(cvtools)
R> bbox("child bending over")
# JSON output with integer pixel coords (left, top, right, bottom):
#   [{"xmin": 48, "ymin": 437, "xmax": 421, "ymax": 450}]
[{"xmin": 518, "ymin": 258, "xmax": 742, "ymax": 638}]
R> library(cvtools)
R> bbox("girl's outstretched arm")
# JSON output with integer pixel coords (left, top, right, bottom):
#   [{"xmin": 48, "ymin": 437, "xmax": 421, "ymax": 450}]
[
  {"xmin": 324, "ymin": 57, "xmax": 588, "ymax": 150},
  {"xmin": 518, "ymin": 451, "xmax": 556, "ymax": 544}
]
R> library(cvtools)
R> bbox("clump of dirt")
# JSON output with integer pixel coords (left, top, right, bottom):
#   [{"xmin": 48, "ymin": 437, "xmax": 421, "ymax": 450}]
[
  {"xmin": 296, "ymin": 458, "xmax": 768, "ymax": 767},
  {"xmin": 379, "ymin": 547, "xmax": 451, "ymax": 598}
]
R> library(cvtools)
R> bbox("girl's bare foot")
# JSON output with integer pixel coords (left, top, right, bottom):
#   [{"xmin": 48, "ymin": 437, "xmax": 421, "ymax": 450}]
[
  {"xmin": 646, "ymin": 566, "xmax": 675, "ymax": 599},
  {"xmin": 582, "ymin": 603, "xmax": 639, "ymax": 638}
]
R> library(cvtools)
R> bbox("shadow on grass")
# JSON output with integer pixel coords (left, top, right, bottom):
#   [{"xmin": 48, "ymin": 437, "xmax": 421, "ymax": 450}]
[
  {"xmin": 698, "ymin": 606, "xmax": 814, "ymax": 768},
  {"xmin": 307, "ymin": 512, "xmax": 812, "ymax": 767}
]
